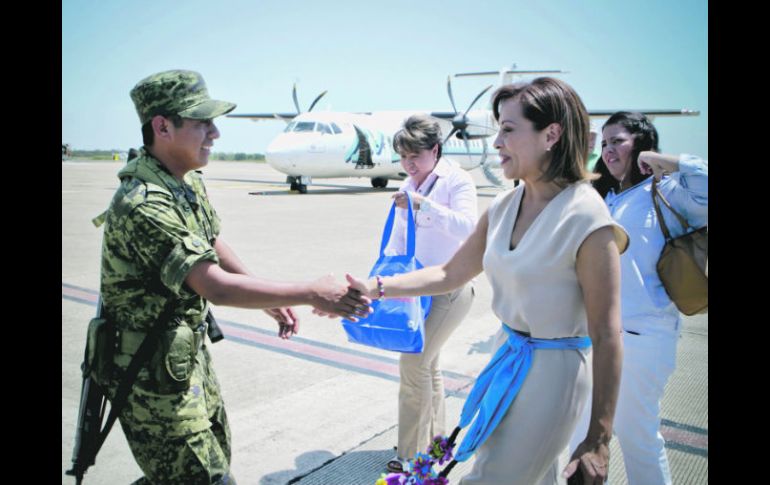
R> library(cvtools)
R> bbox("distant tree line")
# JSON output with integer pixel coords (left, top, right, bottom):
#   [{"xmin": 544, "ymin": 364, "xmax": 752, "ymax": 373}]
[
  {"xmin": 211, "ymin": 152, "xmax": 265, "ymax": 162},
  {"xmin": 68, "ymin": 149, "xmax": 265, "ymax": 162},
  {"xmin": 71, "ymin": 149, "xmax": 124, "ymax": 160}
]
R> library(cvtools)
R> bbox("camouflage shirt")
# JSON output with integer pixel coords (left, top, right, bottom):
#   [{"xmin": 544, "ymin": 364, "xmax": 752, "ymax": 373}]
[{"xmin": 99, "ymin": 149, "xmax": 221, "ymax": 333}]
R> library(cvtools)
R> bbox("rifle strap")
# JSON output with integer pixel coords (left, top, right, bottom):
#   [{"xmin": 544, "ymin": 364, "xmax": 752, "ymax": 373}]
[{"xmin": 91, "ymin": 293, "xmax": 179, "ymax": 461}]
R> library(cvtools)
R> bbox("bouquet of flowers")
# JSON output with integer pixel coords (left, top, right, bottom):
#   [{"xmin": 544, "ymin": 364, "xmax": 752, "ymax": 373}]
[{"xmin": 375, "ymin": 435, "xmax": 456, "ymax": 485}]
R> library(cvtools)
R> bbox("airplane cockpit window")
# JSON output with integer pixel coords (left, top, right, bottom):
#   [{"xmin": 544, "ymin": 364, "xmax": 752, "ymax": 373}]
[
  {"xmin": 294, "ymin": 121, "xmax": 316, "ymax": 132},
  {"xmin": 283, "ymin": 121, "xmax": 297, "ymax": 133},
  {"xmin": 331, "ymin": 123, "xmax": 342, "ymax": 134},
  {"xmin": 318, "ymin": 123, "xmax": 333, "ymax": 134}
]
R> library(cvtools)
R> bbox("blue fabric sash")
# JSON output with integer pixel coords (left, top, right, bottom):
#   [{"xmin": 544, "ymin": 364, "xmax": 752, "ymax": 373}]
[{"xmin": 454, "ymin": 324, "xmax": 592, "ymax": 462}]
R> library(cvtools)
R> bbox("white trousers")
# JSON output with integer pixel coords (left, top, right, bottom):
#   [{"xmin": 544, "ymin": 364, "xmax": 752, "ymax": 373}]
[
  {"xmin": 397, "ymin": 283, "xmax": 474, "ymax": 459},
  {"xmin": 569, "ymin": 325, "xmax": 679, "ymax": 485}
]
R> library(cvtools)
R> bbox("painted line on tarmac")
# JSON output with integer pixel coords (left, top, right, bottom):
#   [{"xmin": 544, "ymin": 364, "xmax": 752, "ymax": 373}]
[
  {"xmin": 221, "ymin": 320, "xmax": 470, "ymax": 393},
  {"xmin": 60, "ymin": 282, "xmax": 472, "ymax": 394},
  {"xmin": 62, "ymin": 283, "xmax": 473, "ymax": 397},
  {"xmin": 62, "ymin": 281, "xmax": 708, "ymax": 457},
  {"xmin": 218, "ymin": 318, "xmax": 474, "ymax": 395},
  {"xmin": 208, "ymin": 182, "xmax": 282, "ymax": 190},
  {"xmin": 660, "ymin": 418, "xmax": 708, "ymax": 456}
]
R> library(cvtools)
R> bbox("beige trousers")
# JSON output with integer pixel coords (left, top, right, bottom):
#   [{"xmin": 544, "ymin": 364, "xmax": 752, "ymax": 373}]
[{"xmin": 397, "ymin": 283, "xmax": 475, "ymax": 460}]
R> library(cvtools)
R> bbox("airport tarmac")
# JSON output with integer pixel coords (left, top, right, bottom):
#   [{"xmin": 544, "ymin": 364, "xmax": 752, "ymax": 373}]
[{"xmin": 62, "ymin": 160, "xmax": 707, "ymax": 484}]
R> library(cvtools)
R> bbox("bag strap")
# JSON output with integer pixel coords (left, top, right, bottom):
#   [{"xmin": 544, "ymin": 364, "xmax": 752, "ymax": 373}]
[
  {"xmin": 651, "ymin": 178, "xmax": 692, "ymax": 242},
  {"xmin": 378, "ymin": 191, "xmax": 417, "ymax": 257},
  {"xmin": 89, "ymin": 292, "xmax": 178, "ymax": 467},
  {"xmin": 420, "ymin": 174, "xmax": 439, "ymax": 197}
]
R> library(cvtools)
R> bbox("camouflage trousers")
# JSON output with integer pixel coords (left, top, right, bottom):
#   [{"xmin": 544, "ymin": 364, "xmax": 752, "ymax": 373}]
[{"xmin": 119, "ymin": 346, "xmax": 236, "ymax": 484}]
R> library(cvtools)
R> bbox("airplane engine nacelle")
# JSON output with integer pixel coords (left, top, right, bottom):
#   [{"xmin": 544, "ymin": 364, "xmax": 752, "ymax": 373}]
[{"xmin": 458, "ymin": 110, "xmax": 497, "ymax": 139}]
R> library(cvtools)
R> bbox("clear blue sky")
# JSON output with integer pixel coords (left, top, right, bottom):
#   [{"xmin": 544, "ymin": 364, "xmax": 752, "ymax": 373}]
[{"xmin": 62, "ymin": 0, "xmax": 707, "ymax": 159}]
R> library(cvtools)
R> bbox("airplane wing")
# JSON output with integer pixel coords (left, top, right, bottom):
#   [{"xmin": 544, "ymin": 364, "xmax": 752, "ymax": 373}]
[
  {"xmin": 432, "ymin": 110, "xmax": 700, "ymax": 119},
  {"xmin": 429, "ymin": 112, "xmax": 457, "ymax": 119},
  {"xmin": 455, "ymin": 69, "xmax": 567, "ymax": 77},
  {"xmin": 227, "ymin": 85, "xmax": 330, "ymax": 123},
  {"xmin": 226, "ymin": 113, "xmax": 298, "ymax": 122},
  {"xmin": 588, "ymin": 109, "xmax": 700, "ymax": 117}
]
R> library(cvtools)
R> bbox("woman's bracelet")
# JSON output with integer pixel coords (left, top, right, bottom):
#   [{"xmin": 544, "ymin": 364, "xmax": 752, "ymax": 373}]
[{"xmin": 375, "ymin": 275, "xmax": 385, "ymax": 299}]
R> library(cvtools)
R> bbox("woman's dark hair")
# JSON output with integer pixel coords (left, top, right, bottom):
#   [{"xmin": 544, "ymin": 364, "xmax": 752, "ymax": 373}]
[
  {"xmin": 491, "ymin": 77, "xmax": 593, "ymax": 185},
  {"xmin": 592, "ymin": 111, "xmax": 659, "ymax": 197}
]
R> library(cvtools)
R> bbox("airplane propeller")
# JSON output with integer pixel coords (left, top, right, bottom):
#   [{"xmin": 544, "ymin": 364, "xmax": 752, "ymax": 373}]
[
  {"xmin": 441, "ymin": 77, "xmax": 502, "ymax": 187},
  {"xmin": 443, "ymin": 77, "xmax": 494, "ymax": 146},
  {"xmin": 479, "ymin": 137, "xmax": 503, "ymax": 186},
  {"xmin": 292, "ymin": 83, "xmax": 328, "ymax": 114}
]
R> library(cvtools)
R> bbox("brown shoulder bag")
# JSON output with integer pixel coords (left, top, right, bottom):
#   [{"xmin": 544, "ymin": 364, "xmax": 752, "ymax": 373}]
[{"xmin": 651, "ymin": 179, "xmax": 708, "ymax": 315}]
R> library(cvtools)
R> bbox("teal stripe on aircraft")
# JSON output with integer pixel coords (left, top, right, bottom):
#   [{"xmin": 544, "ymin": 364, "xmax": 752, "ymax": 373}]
[
  {"xmin": 372, "ymin": 131, "xmax": 384, "ymax": 155},
  {"xmin": 344, "ymin": 138, "xmax": 358, "ymax": 162},
  {"xmin": 345, "ymin": 125, "xmax": 386, "ymax": 163}
]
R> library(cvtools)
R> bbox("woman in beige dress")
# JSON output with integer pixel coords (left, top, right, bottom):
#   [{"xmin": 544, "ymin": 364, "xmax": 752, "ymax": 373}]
[{"xmin": 347, "ymin": 77, "xmax": 628, "ymax": 485}]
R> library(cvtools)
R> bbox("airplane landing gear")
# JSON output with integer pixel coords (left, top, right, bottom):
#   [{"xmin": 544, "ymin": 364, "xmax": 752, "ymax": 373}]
[
  {"xmin": 287, "ymin": 176, "xmax": 309, "ymax": 194},
  {"xmin": 371, "ymin": 177, "xmax": 388, "ymax": 189}
]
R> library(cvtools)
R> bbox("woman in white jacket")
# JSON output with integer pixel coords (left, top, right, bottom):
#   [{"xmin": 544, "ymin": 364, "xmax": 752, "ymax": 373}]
[{"xmin": 384, "ymin": 114, "xmax": 478, "ymax": 473}]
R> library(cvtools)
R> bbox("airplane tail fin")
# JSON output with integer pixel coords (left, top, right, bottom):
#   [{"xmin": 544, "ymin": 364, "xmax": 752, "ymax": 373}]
[
  {"xmin": 454, "ymin": 65, "xmax": 568, "ymax": 87},
  {"xmin": 452, "ymin": 65, "xmax": 569, "ymax": 107}
]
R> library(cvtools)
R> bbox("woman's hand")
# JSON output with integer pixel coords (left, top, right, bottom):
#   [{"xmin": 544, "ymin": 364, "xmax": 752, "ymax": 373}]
[
  {"xmin": 562, "ymin": 439, "xmax": 610, "ymax": 485},
  {"xmin": 345, "ymin": 273, "xmax": 377, "ymax": 300},
  {"xmin": 638, "ymin": 151, "xmax": 680, "ymax": 181},
  {"xmin": 392, "ymin": 191, "xmax": 424, "ymax": 210}
]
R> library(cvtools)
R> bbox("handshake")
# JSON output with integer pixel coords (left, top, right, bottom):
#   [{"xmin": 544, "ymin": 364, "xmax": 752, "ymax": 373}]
[
  {"xmin": 267, "ymin": 273, "xmax": 373, "ymax": 340},
  {"xmin": 309, "ymin": 273, "xmax": 373, "ymax": 320}
]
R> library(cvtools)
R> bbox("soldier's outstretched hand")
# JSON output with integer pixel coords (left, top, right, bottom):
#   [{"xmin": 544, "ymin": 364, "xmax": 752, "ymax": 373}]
[
  {"xmin": 264, "ymin": 307, "xmax": 300, "ymax": 339},
  {"xmin": 309, "ymin": 274, "xmax": 372, "ymax": 321}
]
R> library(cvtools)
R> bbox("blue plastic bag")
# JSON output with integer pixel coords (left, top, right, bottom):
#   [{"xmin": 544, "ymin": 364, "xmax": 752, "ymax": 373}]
[{"xmin": 342, "ymin": 192, "xmax": 431, "ymax": 353}]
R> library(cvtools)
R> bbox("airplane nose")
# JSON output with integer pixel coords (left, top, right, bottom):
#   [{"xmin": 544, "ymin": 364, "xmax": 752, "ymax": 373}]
[{"xmin": 266, "ymin": 135, "xmax": 300, "ymax": 171}]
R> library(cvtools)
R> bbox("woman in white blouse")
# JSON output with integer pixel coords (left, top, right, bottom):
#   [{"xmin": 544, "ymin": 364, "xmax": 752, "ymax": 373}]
[
  {"xmin": 570, "ymin": 111, "xmax": 708, "ymax": 485},
  {"xmin": 383, "ymin": 114, "xmax": 478, "ymax": 473}
]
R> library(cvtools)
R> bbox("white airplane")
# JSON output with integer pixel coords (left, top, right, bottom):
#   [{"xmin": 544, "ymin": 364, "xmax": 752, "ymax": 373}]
[{"xmin": 228, "ymin": 68, "xmax": 699, "ymax": 193}]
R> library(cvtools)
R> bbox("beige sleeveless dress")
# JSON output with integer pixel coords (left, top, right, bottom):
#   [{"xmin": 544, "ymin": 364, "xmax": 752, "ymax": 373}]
[{"xmin": 459, "ymin": 181, "xmax": 628, "ymax": 485}]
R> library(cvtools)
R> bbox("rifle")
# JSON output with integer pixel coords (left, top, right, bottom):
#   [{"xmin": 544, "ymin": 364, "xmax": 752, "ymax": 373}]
[
  {"xmin": 66, "ymin": 299, "xmax": 108, "ymax": 485},
  {"xmin": 66, "ymin": 372, "xmax": 108, "ymax": 484},
  {"xmin": 66, "ymin": 294, "xmax": 176, "ymax": 483}
]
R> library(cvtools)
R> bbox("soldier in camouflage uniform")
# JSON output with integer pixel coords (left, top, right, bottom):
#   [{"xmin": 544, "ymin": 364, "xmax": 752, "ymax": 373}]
[{"xmin": 96, "ymin": 70, "xmax": 371, "ymax": 484}]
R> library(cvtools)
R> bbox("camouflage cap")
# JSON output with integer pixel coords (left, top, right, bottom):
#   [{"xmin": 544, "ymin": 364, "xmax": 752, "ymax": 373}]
[{"xmin": 130, "ymin": 69, "xmax": 236, "ymax": 125}]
